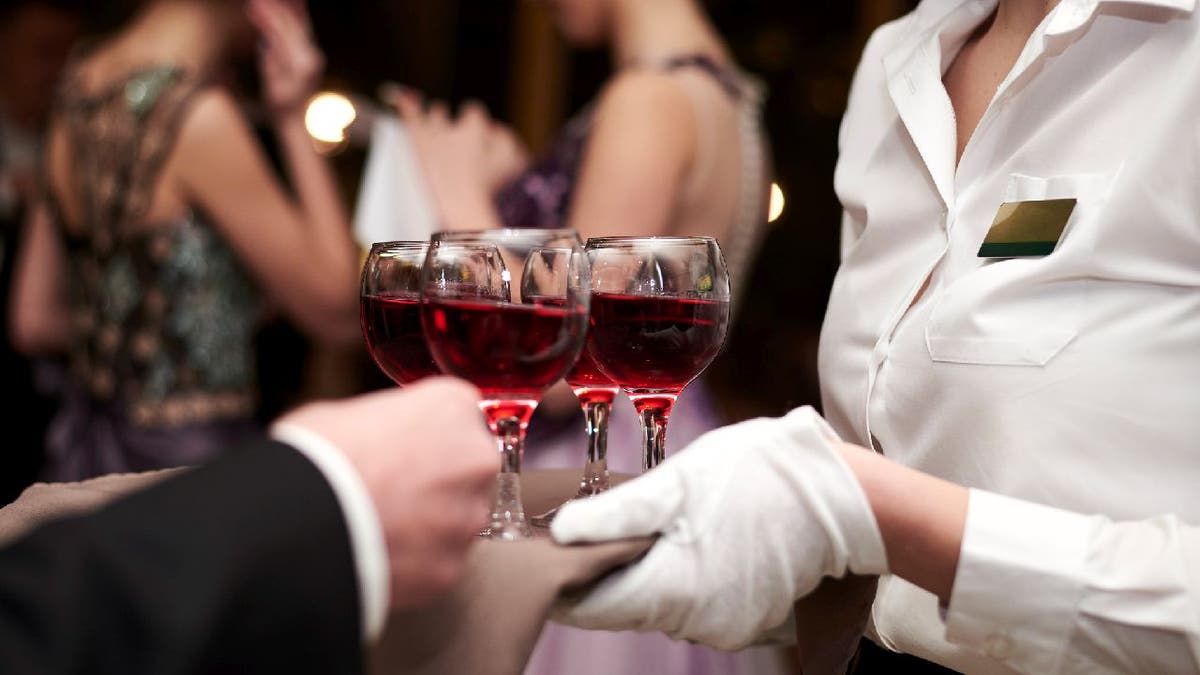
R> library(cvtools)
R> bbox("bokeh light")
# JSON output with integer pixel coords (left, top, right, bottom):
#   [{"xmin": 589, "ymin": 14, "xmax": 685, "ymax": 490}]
[
  {"xmin": 768, "ymin": 182, "xmax": 785, "ymax": 223},
  {"xmin": 305, "ymin": 92, "xmax": 357, "ymax": 144}
]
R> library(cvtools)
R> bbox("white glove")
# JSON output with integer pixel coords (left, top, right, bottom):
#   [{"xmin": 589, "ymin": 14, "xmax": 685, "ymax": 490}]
[{"xmin": 550, "ymin": 406, "xmax": 888, "ymax": 651}]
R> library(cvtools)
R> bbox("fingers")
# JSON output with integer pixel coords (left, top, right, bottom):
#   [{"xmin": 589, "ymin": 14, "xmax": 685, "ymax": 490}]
[
  {"xmin": 401, "ymin": 376, "xmax": 495, "ymax": 486},
  {"xmin": 551, "ymin": 466, "xmax": 683, "ymax": 544},
  {"xmin": 391, "ymin": 87, "xmax": 425, "ymax": 126},
  {"xmin": 388, "ymin": 89, "xmax": 492, "ymax": 133},
  {"xmin": 248, "ymin": 0, "xmax": 320, "ymax": 65},
  {"xmin": 552, "ymin": 543, "xmax": 676, "ymax": 633},
  {"xmin": 388, "ymin": 536, "xmax": 471, "ymax": 608},
  {"xmin": 391, "ymin": 88, "xmax": 447, "ymax": 141},
  {"xmin": 248, "ymin": 0, "xmax": 324, "ymax": 114},
  {"xmin": 247, "ymin": 0, "xmax": 293, "ymax": 59},
  {"xmin": 250, "ymin": 0, "xmax": 307, "ymax": 41},
  {"xmin": 278, "ymin": 0, "xmax": 313, "ymax": 32},
  {"xmin": 426, "ymin": 100, "xmax": 450, "ymax": 133},
  {"xmin": 399, "ymin": 374, "xmax": 481, "ymax": 403},
  {"xmin": 457, "ymin": 99, "xmax": 491, "ymax": 132}
]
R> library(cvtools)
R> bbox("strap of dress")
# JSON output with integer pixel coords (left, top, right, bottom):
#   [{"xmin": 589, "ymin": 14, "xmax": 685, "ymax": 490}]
[
  {"xmin": 646, "ymin": 54, "xmax": 771, "ymax": 301},
  {"xmin": 50, "ymin": 65, "xmax": 206, "ymax": 237},
  {"xmin": 120, "ymin": 67, "xmax": 207, "ymax": 225},
  {"xmin": 656, "ymin": 53, "xmax": 749, "ymax": 102},
  {"xmin": 725, "ymin": 75, "xmax": 770, "ymax": 304}
]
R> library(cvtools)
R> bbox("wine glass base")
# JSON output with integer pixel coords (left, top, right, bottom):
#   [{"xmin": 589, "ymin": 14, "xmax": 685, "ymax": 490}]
[
  {"xmin": 529, "ymin": 482, "xmax": 611, "ymax": 528},
  {"xmin": 485, "ymin": 471, "xmax": 535, "ymax": 540},
  {"xmin": 484, "ymin": 516, "xmax": 534, "ymax": 540},
  {"xmin": 528, "ymin": 509, "xmax": 558, "ymax": 529}
]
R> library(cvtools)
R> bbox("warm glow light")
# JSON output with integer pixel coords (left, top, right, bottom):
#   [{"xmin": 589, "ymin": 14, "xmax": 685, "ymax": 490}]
[
  {"xmin": 768, "ymin": 182, "xmax": 785, "ymax": 223},
  {"xmin": 305, "ymin": 92, "xmax": 357, "ymax": 143}
]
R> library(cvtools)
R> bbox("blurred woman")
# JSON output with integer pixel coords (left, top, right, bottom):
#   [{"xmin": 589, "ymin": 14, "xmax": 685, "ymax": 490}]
[
  {"xmin": 395, "ymin": 1, "xmax": 778, "ymax": 673},
  {"xmin": 398, "ymin": 0, "xmax": 769, "ymax": 295},
  {"xmin": 9, "ymin": 0, "xmax": 360, "ymax": 480}
]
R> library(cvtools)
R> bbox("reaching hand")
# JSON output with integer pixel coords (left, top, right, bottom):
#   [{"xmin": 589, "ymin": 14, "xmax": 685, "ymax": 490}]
[
  {"xmin": 390, "ymin": 89, "xmax": 531, "ymax": 229},
  {"xmin": 549, "ymin": 406, "xmax": 888, "ymax": 650},
  {"xmin": 277, "ymin": 378, "xmax": 496, "ymax": 610},
  {"xmin": 247, "ymin": 0, "xmax": 325, "ymax": 118}
]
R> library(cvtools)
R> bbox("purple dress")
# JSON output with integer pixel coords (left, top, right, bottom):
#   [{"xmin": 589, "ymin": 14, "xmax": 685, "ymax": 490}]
[{"xmin": 497, "ymin": 56, "xmax": 785, "ymax": 675}]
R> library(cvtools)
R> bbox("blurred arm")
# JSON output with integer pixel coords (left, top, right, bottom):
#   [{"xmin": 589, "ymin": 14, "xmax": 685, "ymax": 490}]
[
  {"xmin": 8, "ymin": 201, "xmax": 68, "ymax": 355},
  {"xmin": 171, "ymin": 89, "xmax": 360, "ymax": 345}
]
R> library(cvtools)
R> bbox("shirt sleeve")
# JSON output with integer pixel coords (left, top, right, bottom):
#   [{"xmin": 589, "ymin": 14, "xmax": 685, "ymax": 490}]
[
  {"xmin": 944, "ymin": 489, "xmax": 1200, "ymax": 674},
  {"xmin": 269, "ymin": 422, "xmax": 390, "ymax": 644}
]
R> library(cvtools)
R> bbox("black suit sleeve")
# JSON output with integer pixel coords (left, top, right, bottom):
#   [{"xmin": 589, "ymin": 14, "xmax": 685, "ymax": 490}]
[{"xmin": 0, "ymin": 440, "xmax": 364, "ymax": 675}]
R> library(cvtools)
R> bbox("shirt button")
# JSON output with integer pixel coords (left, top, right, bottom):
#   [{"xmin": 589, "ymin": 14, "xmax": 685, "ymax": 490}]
[{"xmin": 984, "ymin": 633, "xmax": 1014, "ymax": 659}]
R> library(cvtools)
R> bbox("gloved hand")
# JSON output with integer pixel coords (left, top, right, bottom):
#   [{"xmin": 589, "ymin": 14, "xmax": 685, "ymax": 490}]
[{"xmin": 549, "ymin": 406, "xmax": 888, "ymax": 650}]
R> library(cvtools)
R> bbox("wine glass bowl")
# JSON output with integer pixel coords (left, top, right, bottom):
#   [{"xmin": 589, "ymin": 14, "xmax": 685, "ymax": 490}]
[
  {"xmin": 420, "ymin": 230, "xmax": 588, "ymax": 540},
  {"xmin": 586, "ymin": 236, "xmax": 731, "ymax": 470},
  {"xmin": 360, "ymin": 241, "xmax": 441, "ymax": 386}
]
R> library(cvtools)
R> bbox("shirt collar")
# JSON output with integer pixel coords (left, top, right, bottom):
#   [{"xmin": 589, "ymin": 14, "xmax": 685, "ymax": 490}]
[
  {"xmin": 1046, "ymin": 0, "xmax": 1195, "ymax": 35},
  {"xmin": 879, "ymin": 0, "xmax": 1195, "ymax": 208},
  {"xmin": 902, "ymin": 0, "xmax": 1195, "ymax": 44}
]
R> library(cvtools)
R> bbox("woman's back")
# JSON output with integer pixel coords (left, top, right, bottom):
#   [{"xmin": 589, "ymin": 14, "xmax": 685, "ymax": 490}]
[
  {"xmin": 17, "ymin": 0, "xmax": 364, "ymax": 482},
  {"xmin": 44, "ymin": 61, "xmax": 260, "ymax": 429},
  {"xmin": 653, "ymin": 57, "xmax": 768, "ymax": 295},
  {"xmin": 495, "ymin": 54, "xmax": 769, "ymax": 296}
]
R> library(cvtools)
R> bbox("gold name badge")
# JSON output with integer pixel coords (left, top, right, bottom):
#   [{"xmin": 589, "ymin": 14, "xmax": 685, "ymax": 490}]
[{"xmin": 977, "ymin": 198, "xmax": 1077, "ymax": 258}]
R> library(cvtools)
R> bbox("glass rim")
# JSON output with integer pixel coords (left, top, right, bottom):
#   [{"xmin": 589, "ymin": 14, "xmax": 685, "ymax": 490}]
[
  {"xmin": 431, "ymin": 228, "xmax": 580, "ymax": 242},
  {"xmin": 585, "ymin": 235, "xmax": 717, "ymax": 247},
  {"xmin": 368, "ymin": 240, "xmax": 428, "ymax": 251}
]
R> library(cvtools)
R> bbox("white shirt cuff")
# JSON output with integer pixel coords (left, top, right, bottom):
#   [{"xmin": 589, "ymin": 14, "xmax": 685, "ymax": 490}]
[
  {"xmin": 270, "ymin": 422, "xmax": 390, "ymax": 644},
  {"xmin": 944, "ymin": 489, "xmax": 1103, "ymax": 672}
]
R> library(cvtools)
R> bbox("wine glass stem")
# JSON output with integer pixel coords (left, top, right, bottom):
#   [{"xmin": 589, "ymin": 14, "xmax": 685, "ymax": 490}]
[
  {"xmin": 497, "ymin": 415, "xmax": 523, "ymax": 473},
  {"xmin": 637, "ymin": 400, "xmax": 674, "ymax": 471},
  {"xmin": 491, "ymin": 416, "xmax": 530, "ymax": 538},
  {"xmin": 578, "ymin": 400, "xmax": 611, "ymax": 496}
]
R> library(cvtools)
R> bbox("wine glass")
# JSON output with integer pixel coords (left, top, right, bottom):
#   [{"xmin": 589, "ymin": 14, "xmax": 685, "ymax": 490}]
[
  {"xmin": 420, "ymin": 229, "xmax": 589, "ymax": 540},
  {"xmin": 529, "ymin": 310, "xmax": 621, "ymax": 528},
  {"xmin": 360, "ymin": 241, "xmax": 441, "ymax": 385},
  {"xmin": 586, "ymin": 236, "xmax": 731, "ymax": 471}
]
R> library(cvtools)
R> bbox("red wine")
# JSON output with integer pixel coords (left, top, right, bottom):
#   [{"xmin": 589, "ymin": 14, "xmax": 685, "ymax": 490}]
[
  {"xmin": 361, "ymin": 293, "xmax": 441, "ymax": 385},
  {"xmin": 566, "ymin": 342, "xmax": 618, "ymax": 405},
  {"xmin": 422, "ymin": 298, "xmax": 586, "ymax": 402},
  {"xmin": 571, "ymin": 386, "xmax": 618, "ymax": 407},
  {"xmin": 524, "ymin": 294, "xmax": 619, "ymax": 406},
  {"xmin": 588, "ymin": 293, "xmax": 729, "ymax": 394}
]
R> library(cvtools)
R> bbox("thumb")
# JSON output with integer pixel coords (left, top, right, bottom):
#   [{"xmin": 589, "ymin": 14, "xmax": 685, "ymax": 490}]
[{"xmin": 551, "ymin": 466, "xmax": 682, "ymax": 544}]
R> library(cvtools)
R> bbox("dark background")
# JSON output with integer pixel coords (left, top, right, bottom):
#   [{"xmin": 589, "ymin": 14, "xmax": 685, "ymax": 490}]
[
  {"xmin": 78, "ymin": 0, "xmax": 918, "ymax": 422},
  {"xmin": 300, "ymin": 0, "xmax": 920, "ymax": 420}
]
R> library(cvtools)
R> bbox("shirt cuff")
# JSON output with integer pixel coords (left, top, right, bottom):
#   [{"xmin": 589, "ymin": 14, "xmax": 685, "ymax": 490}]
[
  {"xmin": 270, "ymin": 422, "xmax": 390, "ymax": 644},
  {"xmin": 944, "ymin": 489, "xmax": 1103, "ymax": 672}
]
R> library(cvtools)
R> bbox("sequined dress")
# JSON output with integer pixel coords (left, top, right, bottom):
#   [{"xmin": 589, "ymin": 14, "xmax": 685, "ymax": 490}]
[
  {"xmin": 42, "ymin": 65, "xmax": 261, "ymax": 481},
  {"xmin": 503, "ymin": 56, "xmax": 785, "ymax": 675}
]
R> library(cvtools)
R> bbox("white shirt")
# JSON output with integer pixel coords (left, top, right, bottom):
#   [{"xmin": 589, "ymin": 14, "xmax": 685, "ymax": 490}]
[{"xmin": 818, "ymin": 0, "xmax": 1200, "ymax": 672}]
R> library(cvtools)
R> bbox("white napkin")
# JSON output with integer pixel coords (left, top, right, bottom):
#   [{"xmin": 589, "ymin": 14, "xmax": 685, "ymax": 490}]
[{"xmin": 352, "ymin": 115, "xmax": 439, "ymax": 249}]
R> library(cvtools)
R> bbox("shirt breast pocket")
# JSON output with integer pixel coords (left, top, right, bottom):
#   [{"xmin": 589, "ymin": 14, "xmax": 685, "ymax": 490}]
[{"xmin": 925, "ymin": 172, "xmax": 1112, "ymax": 367}]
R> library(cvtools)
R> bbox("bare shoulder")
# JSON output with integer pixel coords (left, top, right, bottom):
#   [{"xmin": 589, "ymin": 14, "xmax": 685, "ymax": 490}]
[
  {"xmin": 170, "ymin": 86, "xmax": 268, "ymax": 193},
  {"xmin": 175, "ymin": 86, "xmax": 255, "ymax": 152},
  {"xmin": 592, "ymin": 70, "xmax": 697, "ymax": 138}
]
